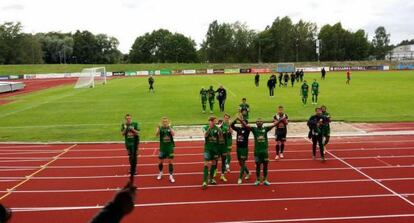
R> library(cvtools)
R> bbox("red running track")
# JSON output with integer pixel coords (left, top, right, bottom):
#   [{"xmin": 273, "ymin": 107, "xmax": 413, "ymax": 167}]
[{"xmin": 0, "ymin": 135, "xmax": 413, "ymax": 222}]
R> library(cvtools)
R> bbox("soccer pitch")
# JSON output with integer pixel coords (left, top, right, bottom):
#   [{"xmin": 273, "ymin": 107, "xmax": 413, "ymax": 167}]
[{"xmin": 0, "ymin": 71, "xmax": 413, "ymax": 142}]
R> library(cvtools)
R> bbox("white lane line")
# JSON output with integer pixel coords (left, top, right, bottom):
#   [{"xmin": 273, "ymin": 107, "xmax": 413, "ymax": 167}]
[
  {"xmin": 216, "ymin": 214, "xmax": 414, "ymax": 223},
  {"xmin": 327, "ymin": 150, "xmax": 414, "ymax": 207},
  {"xmin": 10, "ymin": 193, "xmax": 414, "ymax": 212},
  {"xmin": 375, "ymin": 158, "xmax": 392, "ymax": 167}
]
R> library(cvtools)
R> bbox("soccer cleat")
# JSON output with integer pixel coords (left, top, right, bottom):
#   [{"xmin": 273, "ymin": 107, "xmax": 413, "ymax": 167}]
[
  {"xmin": 254, "ymin": 180, "xmax": 260, "ymax": 186},
  {"xmin": 169, "ymin": 175, "xmax": 175, "ymax": 183},
  {"xmin": 263, "ymin": 180, "xmax": 271, "ymax": 186},
  {"xmin": 220, "ymin": 175, "xmax": 227, "ymax": 182},
  {"xmin": 157, "ymin": 172, "xmax": 162, "ymax": 180},
  {"xmin": 280, "ymin": 153, "xmax": 284, "ymax": 158},
  {"xmin": 202, "ymin": 182, "xmax": 208, "ymax": 189},
  {"xmin": 274, "ymin": 155, "xmax": 280, "ymax": 160},
  {"xmin": 238, "ymin": 178, "xmax": 242, "ymax": 184},
  {"xmin": 245, "ymin": 173, "xmax": 250, "ymax": 180},
  {"xmin": 210, "ymin": 179, "xmax": 217, "ymax": 185}
]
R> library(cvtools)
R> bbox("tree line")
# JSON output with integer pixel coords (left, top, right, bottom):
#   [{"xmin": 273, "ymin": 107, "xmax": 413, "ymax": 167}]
[{"xmin": 0, "ymin": 18, "xmax": 410, "ymax": 65}]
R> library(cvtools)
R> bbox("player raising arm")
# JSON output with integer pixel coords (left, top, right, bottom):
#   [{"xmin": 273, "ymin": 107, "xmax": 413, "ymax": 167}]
[
  {"xmin": 202, "ymin": 116, "xmax": 221, "ymax": 189},
  {"xmin": 307, "ymin": 108, "xmax": 327, "ymax": 162},
  {"xmin": 121, "ymin": 114, "xmax": 140, "ymax": 175},
  {"xmin": 231, "ymin": 115, "xmax": 251, "ymax": 184},
  {"xmin": 239, "ymin": 118, "xmax": 277, "ymax": 186},
  {"xmin": 274, "ymin": 106, "xmax": 289, "ymax": 160},
  {"xmin": 156, "ymin": 117, "xmax": 175, "ymax": 183}
]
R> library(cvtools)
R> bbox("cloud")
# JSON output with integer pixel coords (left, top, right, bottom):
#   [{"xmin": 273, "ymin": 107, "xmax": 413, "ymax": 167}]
[{"xmin": 1, "ymin": 4, "xmax": 24, "ymax": 11}]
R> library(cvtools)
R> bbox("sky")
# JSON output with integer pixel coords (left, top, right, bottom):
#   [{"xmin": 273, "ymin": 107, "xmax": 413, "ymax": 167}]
[{"xmin": 1, "ymin": 0, "xmax": 413, "ymax": 53}]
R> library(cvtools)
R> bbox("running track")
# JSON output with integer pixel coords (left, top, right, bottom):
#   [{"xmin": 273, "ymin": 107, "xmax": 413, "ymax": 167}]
[{"xmin": 0, "ymin": 134, "xmax": 414, "ymax": 222}]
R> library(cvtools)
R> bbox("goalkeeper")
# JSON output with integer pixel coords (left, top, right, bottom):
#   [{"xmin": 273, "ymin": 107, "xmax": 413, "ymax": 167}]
[{"xmin": 121, "ymin": 114, "xmax": 140, "ymax": 175}]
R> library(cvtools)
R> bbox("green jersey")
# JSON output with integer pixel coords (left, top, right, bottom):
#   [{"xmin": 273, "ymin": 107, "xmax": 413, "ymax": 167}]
[
  {"xmin": 159, "ymin": 126, "xmax": 175, "ymax": 151},
  {"xmin": 301, "ymin": 83, "xmax": 309, "ymax": 96},
  {"xmin": 239, "ymin": 103, "xmax": 250, "ymax": 119},
  {"xmin": 207, "ymin": 89, "xmax": 215, "ymax": 101},
  {"xmin": 121, "ymin": 122, "xmax": 140, "ymax": 144},
  {"xmin": 200, "ymin": 89, "xmax": 208, "ymax": 101},
  {"xmin": 203, "ymin": 125, "xmax": 221, "ymax": 152},
  {"xmin": 251, "ymin": 126, "xmax": 272, "ymax": 154},
  {"xmin": 311, "ymin": 82, "xmax": 319, "ymax": 95},
  {"xmin": 220, "ymin": 123, "xmax": 232, "ymax": 146}
]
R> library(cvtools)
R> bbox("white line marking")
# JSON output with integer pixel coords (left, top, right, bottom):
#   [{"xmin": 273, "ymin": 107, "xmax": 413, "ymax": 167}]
[
  {"xmin": 9, "ymin": 193, "xmax": 414, "ymax": 212},
  {"xmin": 375, "ymin": 158, "xmax": 392, "ymax": 167},
  {"xmin": 327, "ymin": 150, "xmax": 414, "ymax": 207},
  {"xmin": 216, "ymin": 214, "xmax": 414, "ymax": 223}
]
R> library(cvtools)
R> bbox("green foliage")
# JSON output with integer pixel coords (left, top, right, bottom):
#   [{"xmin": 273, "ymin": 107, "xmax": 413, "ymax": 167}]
[
  {"xmin": 372, "ymin": 26, "xmax": 391, "ymax": 60},
  {"xmin": 0, "ymin": 71, "xmax": 413, "ymax": 142}
]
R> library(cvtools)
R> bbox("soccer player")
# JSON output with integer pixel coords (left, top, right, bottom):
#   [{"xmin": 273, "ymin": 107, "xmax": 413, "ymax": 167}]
[
  {"xmin": 295, "ymin": 69, "xmax": 300, "ymax": 82},
  {"xmin": 121, "ymin": 114, "xmax": 140, "ymax": 175},
  {"xmin": 216, "ymin": 85, "xmax": 227, "ymax": 112},
  {"xmin": 239, "ymin": 117, "xmax": 277, "ymax": 186},
  {"xmin": 207, "ymin": 86, "xmax": 215, "ymax": 114},
  {"xmin": 278, "ymin": 72, "xmax": 283, "ymax": 87},
  {"xmin": 283, "ymin": 73, "xmax": 289, "ymax": 87},
  {"xmin": 217, "ymin": 116, "xmax": 232, "ymax": 181},
  {"xmin": 231, "ymin": 116, "xmax": 251, "ymax": 184},
  {"xmin": 156, "ymin": 117, "xmax": 175, "ymax": 183},
  {"xmin": 311, "ymin": 79, "xmax": 320, "ymax": 105},
  {"xmin": 321, "ymin": 67, "xmax": 326, "ymax": 80},
  {"xmin": 321, "ymin": 105, "xmax": 331, "ymax": 154},
  {"xmin": 273, "ymin": 106, "xmax": 288, "ymax": 160},
  {"xmin": 239, "ymin": 98, "xmax": 250, "ymax": 121},
  {"xmin": 255, "ymin": 73, "xmax": 260, "ymax": 87},
  {"xmin": 0, "ymin": 204, "xmax": 11, "ymax": 223},
  {"xmin": 290, "ymin": 72, "xmax": 296, "ymax": 87},
  {"xmin": 223, "ymin": 114, "xmax": 233, "ymax": 173},
  {"xmin": 300, "ymin": 80, "xmax": 309, "ymax": 105},
  {"xmin": 202, "ymin": 116, "xmax": 221, "ymax": 189},
  {"xmin": 346, "ymin": 69, "xmax": 351, "ymax": 84},
  {"xmin": 300, "ymin": 69, "xmax": 304, "ymax": 82},
  {"xmin": 267, "ymin": 76, "xmax": 276, "ymax": 97},
  {"xmin": 148, "ymin": 75, "xmax": 154, "ymax": 93},
  {"xmin": 200, "ymin": 87, "xmax": 208, "ymax": 113},
  {"xmin": 307, "ymin": 108, "xmax": 327, "ymax": 162}
]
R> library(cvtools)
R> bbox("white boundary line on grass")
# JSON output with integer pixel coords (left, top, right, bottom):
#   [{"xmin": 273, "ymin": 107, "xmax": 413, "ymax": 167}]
[
  {"xmin": 327, "ymin": 150, "xmax": 414, "ymax": 207},
  {"xmin": 215, "ymin": 213, "xmax": 414, "ymax": 223},
  {"xmin": 9, "ymin": 193, "xmax": 414, "ymax": 212}
]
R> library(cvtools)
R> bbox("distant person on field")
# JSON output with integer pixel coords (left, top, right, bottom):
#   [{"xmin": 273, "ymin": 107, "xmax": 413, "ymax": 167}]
[
  {"xmin": 156, "ymin": 117, "xmax": 175, "ymax": 183},
  {"xmin": 148, "ymin": 75, "xmax": 155, "ymax": 93},
  {"xmin": 0, "ymin": 204, "xmax": 12, "ymax": 223},
  {"xmin": 346, "ymin": 70, "xmax": 351, "ymax": 84},
  {"xmin": 300, "ymin": 69, "xmax": 304, "ymax": 82},
  {"xmin": 239, "ymin": 98, "xmax": 250, "ymax": 121},
  {"xmin": 267, "ymin": 76, "xmax": 276, "ymax": 97},
  {"xmin": 311, "ymin": 79, "xmax": 320, "ymax": 105},
  {"xmin": 307, "ymin": 107, "xmax": 327, "ymax": 162},
  {"xmin": 295, "ymin": 69, "xmax": 300, "ymax": 82},
  {"xmin": 200, "ymin": 87, "xmax": 208, "ymax": 113},
  {"xmin": 290, "ymin": 72, "xmax": 296, "ymax": 87},
  {"xmin": 278, "ymin": 73, "xmax": 283, "ymax": 87},
  {"xmin": 121, "ymin": 114, "xmax": 140, "ymax": 175},
  {"xmin": 300, "ymin": 80, "xmax": 309, "ymax": 105},
  {"xmin": 90, "ymin": 181, "xmax": 136, "ymax": 223},
  {"xmin": 283, "ymin": 73, "xmax": 289, "ymax": 87},
  {"xmin": 207, "ymin": 86, "xmax": 215, "ymax": 114},
  {"xmin": 231, "ymin": 114, "xmax": 251, "ymax": 184},
  {"xmin": 321, "ymin": 67, "xmax": 326, "ymax": 80},
  {"xmin": 254, "ymin": 73, "xmax": 260, "ymax": 87},
  {"xmin": 216, "ymin": 85, "xmax": 227, "ymax": 112}
]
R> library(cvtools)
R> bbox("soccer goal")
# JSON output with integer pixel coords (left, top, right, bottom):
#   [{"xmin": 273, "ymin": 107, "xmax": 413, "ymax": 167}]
[
  {"xmin": 74, "ymin": 67, "xmax": 107, "ymax": 89},
  {"xmin": 276, "ymin": 63, "xmax": 295, "ymax": 73}
]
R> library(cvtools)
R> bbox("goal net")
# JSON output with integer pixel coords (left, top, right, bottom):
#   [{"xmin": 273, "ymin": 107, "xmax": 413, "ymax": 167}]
[
  {"xmin": 74, "ymin": 67, "xmax": 107, "ymax": 89},
  {"xmin": 276, "ymin": 63, "xmax": 295, "ymax": 73}
]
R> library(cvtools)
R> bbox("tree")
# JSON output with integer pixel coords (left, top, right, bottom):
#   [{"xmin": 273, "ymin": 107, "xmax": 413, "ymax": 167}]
[{"xmin": 372, "ymin": 26, "xmax": 391, "ymax": 60}]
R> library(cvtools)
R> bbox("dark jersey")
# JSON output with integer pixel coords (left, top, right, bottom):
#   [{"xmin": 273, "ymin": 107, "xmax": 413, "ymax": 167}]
[
  {"xmin": 273, "ymin": 113, "xmax": 289, "ymax": 132},
  {"xmin": 255, "ymin": 74, "xmax": 260, "ymax": 82},
  {"xmin": 231, "ymin": 121, "xmax": 251, "ymax": 148},
  {"xmin": 207, "ymin": 88, "xmax": 215, "ymax": 100},
  {"xmin": 148, "ymin": 77, "xmax": 154, "ymax": 84},
  {"xmin": 283, "ymin": 74, "xmax": 289, "ymax": 82},
  {"xmin": 216, "ymin": 88, "xmax": 227, "ymax": 100},
  {"xmin": 307, "ymin": 115, "xmax": 327, "ymax": 136}
]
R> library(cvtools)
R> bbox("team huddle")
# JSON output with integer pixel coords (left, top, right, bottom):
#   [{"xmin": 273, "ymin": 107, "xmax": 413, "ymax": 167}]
[{"xmin": 121, "ymin": 104, "xmax": 332, "ymax": 189}]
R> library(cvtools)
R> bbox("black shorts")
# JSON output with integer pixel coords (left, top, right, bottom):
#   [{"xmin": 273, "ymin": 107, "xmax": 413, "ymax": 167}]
[{"xmin": 275, "ymin": 129, "xmax": 287, "ymax": 141}]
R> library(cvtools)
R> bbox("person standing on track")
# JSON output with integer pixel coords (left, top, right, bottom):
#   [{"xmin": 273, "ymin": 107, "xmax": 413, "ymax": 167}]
[
  {"xmin": 216, "ymin": 117, "xmax": 232, "ymax": 182},
  {"xmin": 273, "ymin": 106, "xmax": 289, "ymax": 160},
  {"xmin": 156, "ymin": 117, "xmax": 176, "ymax": 183},
  {"xmin": 121, "ymin": 114, "xmax": 140, "ymax": 175},
  {"xmin": 231, "ymin": 115, "xmax": 251, "ymax": 184},
  {"xmin": 200, "ymin": 87, "xmax": 208, "ymax": 113},
  {"xmin": 321, "ymin": 105, "xmax": 331, "ymax": 154},
  {"xmin": 223, "ymin": 114, "xmax": 233, "ymax": 173},
  {"xmin": 307, "ymin": 108, "xmax": 327, "ymax": 162},
  {"xmin": 216, "ymin": 85, "xmax": 227, "ymax": 112},
  {"xmin": 239, "ymin": 118, "xmax": 277, "ymax": 186},
  {"xmin": 148, "ymin": 75, "xmax": 155, "ymax": 93},
  {"xmin": 207, "ymin": 86, "xmax": 215, "ymax": 114},
  {"xmin": 202, "ymin": 116, "xmax": 221, "ymax": 189},
  {"xmin": 300, "ymin": 80, "xmax": 309, "ymax": 105},
  {"xmin": 255, "ymin": 73, "xmax": 260, "ymax": 87}
]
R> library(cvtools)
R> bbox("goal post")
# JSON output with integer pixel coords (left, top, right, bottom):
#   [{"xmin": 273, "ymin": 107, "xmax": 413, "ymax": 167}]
[
  {"xmin": 276, "ymin": 63, "xmax": 295, "ymax": 73},
  {"xmin": 74, "ymin": 67, "xmax": 107, "ymax": 89}
]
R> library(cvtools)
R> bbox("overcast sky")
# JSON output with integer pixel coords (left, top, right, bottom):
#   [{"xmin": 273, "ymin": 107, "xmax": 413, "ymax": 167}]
[{"xmin": 1, "ymin": 0, "xmax": 413, "ymax": 53}]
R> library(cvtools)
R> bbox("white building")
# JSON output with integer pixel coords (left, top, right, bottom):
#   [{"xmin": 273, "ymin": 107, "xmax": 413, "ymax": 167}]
[{"xmin": 386, "ymin": 44, "xmax": 414, "ymax": 61}]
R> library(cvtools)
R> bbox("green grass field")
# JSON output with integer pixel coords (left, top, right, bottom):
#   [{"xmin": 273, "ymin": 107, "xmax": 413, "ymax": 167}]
[{"xmin": 0, "ymin": 71, "xmax": 413, "ymax": 142}]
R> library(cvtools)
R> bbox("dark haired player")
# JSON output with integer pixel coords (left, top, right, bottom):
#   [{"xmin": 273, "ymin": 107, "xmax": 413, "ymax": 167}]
[
  {"xmin": 283, "ymin": 73, "xmax": 289, "ymax": 87},
  {"xmin": 311, "ymin": 79, "xmax": 319, "ymax": 105},
  {"xmin": 290, "ymin": 72, "xmax": 296, "ymax": 87},
  {"xmin": 321, "ymin": 105, "xmax": 331, "ymax": 154},
  {"xmin": 239, "ymin": 118, "xmax": 277, "ymax": 186},
  {"xmin": 300, "ymin": 80, "xmax": 309, "ymax": 105},
  {"xmin": 278, "ymin": 73, "xmax": 283, "ymax": 87},
  {"xmin": 267, "ymin": 76, "xmax": 276, "ymax": 97},
  {"xmin": 121, "ymin": 114, "xmax": 140, "ymax": 175},
  {"xmin": 216, "ymin": 86, "xmax": 227, "ymax": 112},
  {"xmin": 156, "ymin": 117, "xmax": 175, "ymax": 183},
  {"xmin": 148, "ymin": 75, "xmax": 154, "ymax": 93},
  {"xmin": 200, "ymin": 87, "xmax": 208, "ymax": 113},
  {"xmin": 231, "ymin": 116, "xmax": 251, "ymax": 184},
  {"xmin": 217, "ymin": 117, "xmax": 232, "ymax": 182},
  {"xmin": 202, "ymin": 116, "xmax": 221, "ymax": 189},
  {"xmin": 207, "ymin": 86, "xmax": 215, "ymax": 114},
  {"xmin": 307, "ymin": 108, "xmax": 327, "ymax": 162},
  {"xmin": 274, "ymin": 106, "xmax": 288, "ymax": 160},
  {"xmin": 239, "ymin": 98, "xmax": 250, "ymax": 121},
  {"xmin": 321, "ymin": 67, "xmax": 326, "ymax": 80},
  {"xmin": 255, "ymin": 73, "xmax": 260, "ymax": 87}
]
